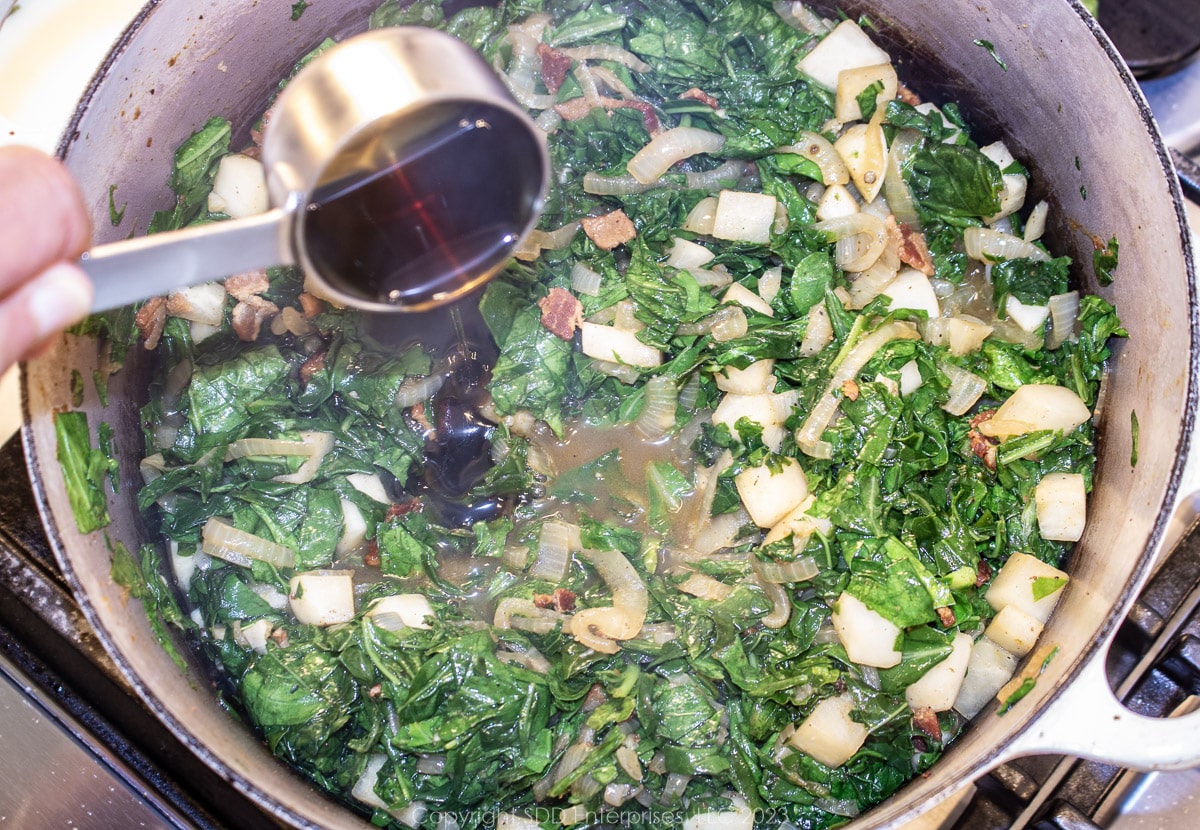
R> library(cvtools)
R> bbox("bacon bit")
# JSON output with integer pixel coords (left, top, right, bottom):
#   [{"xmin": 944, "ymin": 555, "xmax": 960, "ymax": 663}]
[
  {"xmin": 368, "ymin": 684, "xmax": 383, "ymax": 699},
  {"xmin": 270, "ymin": 628, "xmax": 290, "ymax": 648},
  {"xmin": 364, "ymin": 541, "xmax": 381, "ymax": 568},
  {"xmin": 936, "ymin": 606, "xmax": 957, "ymax": 628},
  {"xmin": 386, "ymin": 498, "xmax": 423, "ymax": 520},
  {"xmin": 135, "ymin": 296, "xmax": 167, "ymax": 350},
  {"xmin": 554, "ymin": 95, "xmax": 661, "ymax": 134},
  {"xmin": 897, "ymin": 82, "xmax": 922, "ymax": 107},
  {"xmin": 582, "ymin": 684, "xmax": 608, "ymax": 713},
  {"xmin": 976, "ymin": 559, "xmax": 993, "ymax": 588},
  {"xmin": 231, "ymin": 295, "xmax": 280, "ymax": 342},
  {"xmin": 249, "ymin": 105, "xmax": 274, "ymax": 147},
  {"xmin": 297, "ymin": 292, "xmax": 327, "ymax": 320},
  {"xmin": 298, "ymin": 350, "xmax": 326, "ymax": 386},
  {"xmin": 581, "ymin": 208, "xmax": 637, "ymax": 251},
  {"xmin": 886, "ymin": 215, "xmax": 936, "ymax": 276},
  {"xmin": 841, "ymin": 379, "xmax": 860, "ymax": 401},
  {"xmin": 912, "ymin": 706, "xmax": 941, "ymax": 741},
  {"xmin": 680, "ymin": 87, "xmax": 720, "ymax": 109},
  {"xmin": 537, "ymin": 42, "xmax": 573, "ymax": 94},
  {"xmin": 224, "ymin": 269, "xmax": 270, "ymax": 301},
  {"xmin": 551, "ymin": 588, "xmax": 576, "ymax": 613},
  {"xmin": 410, "ymin": 401, "xmax": 434, "ymax": 436},
  {"xmin": 968, "ymin": 410, "xmax": 1000, "ymax": 470},
  {"xmin": 537, "ymin": 287, "xmax": 584, "ymax": 341}
]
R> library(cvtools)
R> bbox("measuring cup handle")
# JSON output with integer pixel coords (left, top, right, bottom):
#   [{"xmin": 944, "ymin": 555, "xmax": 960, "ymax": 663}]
[{"xmin": 80, "ymin": 207, "xmax": 294, "ymax": 313}]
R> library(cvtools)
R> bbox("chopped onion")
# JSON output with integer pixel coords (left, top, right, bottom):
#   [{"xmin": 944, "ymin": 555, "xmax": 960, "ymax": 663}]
[
  {"xmin": 583, "ymin": 171, "xmax": 655, "ymax": 196},
  {"xmin": 530, "ymin": 519, "xmax": 579, "ymax": 581},
  {"xmin": 816, "ymin": 212, "xmax": 888, "ymax": 272},
  {"xmin": 1024, "ymin": 200, "xmax": 1050, "ymax": 242},
  {"xmin": 1047, "ymin": 291, "xmax": 1081, "ymax": 349},
  {"xmin": 940, "ymin": 362, "xmax": 987, "ymax": 416},
  {"xmin": 711, "ymin": 305, "xmax": 749, "ymax": 341},
  {"xmin": 796, "ymin": 321, "xmax": 921, "ymax": 457},
  {"xmin": 626, "ymin": 127, "xmax": 726, "ymax": 185},
  {"xmin": 685, "ymin": 159, "xmax": 749, "ymax": 192},
  {"xmin": 847, "ymin": 259, "xmax": 899, "ymax": 309},
  {"xmin": 683, "ymin": 196, "xmax": 719, "ymax": 234},
  {"xmin": 589, "ymin": 358, "xmax": 643, "ymax": 384},
  {"xmin": 756, "ymin": 577, "xmax": 792, "ymax": 629},
  {"xmin": 587, "ymin": 65, "xmax": 638, "ymax": 100},
  {"xmin": 754, "ymin": 553, "xmax": 819, "ymax": 584},
  {"xmin": 535, "ymin": 109, "xmax": 562, "ymax": 133},
  {"xmin": 676, "ymin": 572, "xmax": 734, "ymax": 601},
  {"xmin": 614, "ymin": 300, "xmax": 642, "ymax": 332},
  {"xmin": 800, "ymin": 300, "xmax": 834, "ymax": 357},
  {"xmin": 774, "ymin": 0, "xmax": 833, "ymax": 33},
  {"xmin": 499, "ymin": 30, "xmax": 558, "ymax": 110},
  {"xmin": 494, "ymin": 598, "xmax": 569, "ymax": 634},
  {"xmin": 560, "ymin": 44, "xmax": 652, "ymax": 73},
  {"xmin": 572, "ymin": 62, "xmax": 602, "ymax": 106},
  {"xmin": 571, "ymin": 262, "xmax": 603, "ymax": 296},
  {"xmin": 516, "ymin": 221, "xmax": 582, "ymax": 260},
  {"xmin": 635, "ymin": 375, "xmax": 678, "ymax": 439},
  {"xmin": 883, "ymin": 129, "xmax": 922, "ymax": 227},
  {"xmin": 416, "ymin": 755, "xmax": 447, "ymax": 776},
  {"xmin": 395, "ymin": 374, "xmax": 446, "ymax": 409},
  {"xmin": 758, "ymin": 265, "xmax": 783, "ymax": 305},
  {"xmin": 569, "ymin": 548, "xmax": 648, "ymax": 654},
  {"xmin": 201, "ymin": 517, "xmax": 295, "ymax": 569},
  {"xmin": 964, "ymin": 226, "xmax": 1051, "ymax": 263},
  {"xmin": 777, "ymin": 132, "xmax": 849, "ymax": 186}
]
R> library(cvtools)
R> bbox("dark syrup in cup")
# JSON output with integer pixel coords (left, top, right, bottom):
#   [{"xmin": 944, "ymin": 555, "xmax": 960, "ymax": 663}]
[{"xmin": 301, "ymin": 101, "xmax": 545, "ymax": 308}]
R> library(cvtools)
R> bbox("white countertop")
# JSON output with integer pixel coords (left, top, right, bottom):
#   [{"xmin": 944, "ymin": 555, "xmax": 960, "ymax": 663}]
[{"xmin": 0, "ymin": 0, "xmax": 144, "ymax": 443}]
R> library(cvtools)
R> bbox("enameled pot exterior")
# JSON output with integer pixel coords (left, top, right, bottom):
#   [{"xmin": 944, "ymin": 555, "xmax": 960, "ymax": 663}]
[{"xmin": 20, "ymin": 1, "xmax": 1200, "ymax": 827}]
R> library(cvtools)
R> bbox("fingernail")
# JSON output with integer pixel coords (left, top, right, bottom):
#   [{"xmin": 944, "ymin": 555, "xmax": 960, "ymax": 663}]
[{"xmin": 28, "ymin": 263, "xmax": 95, "ymax": 340}]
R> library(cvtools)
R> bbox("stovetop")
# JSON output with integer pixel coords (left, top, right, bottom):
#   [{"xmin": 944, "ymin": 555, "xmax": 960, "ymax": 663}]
[{"xmin": 4, "ymin": 3, "xmax": 1200, "ymax": 829}]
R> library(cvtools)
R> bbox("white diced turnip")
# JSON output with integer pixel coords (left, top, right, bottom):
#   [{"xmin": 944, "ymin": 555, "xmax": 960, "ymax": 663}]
[
  {"xmin": 367, "ymin": 594, "xmax": 435, "ymax": 631},
  {"xmin": 835, "ymin": 62, "xmax": 899, "ymax": 123},
  {"xmin": 682, "ymin": 794, "xmax": 754, "ymax": 830},
  {"xmin": 723, "ymin": 281, "xmax": 775, "ymax": 317},
  {"xmin": 1035, "ymin": 472, "xmax": 1087, "ymax": 542},
  {"xmin": 788, "ymin": 694, "xmax": 869, "ymax": 768},
  {"xmin": 715, "ymin": 358, "xmax": 776, "ymax": 395},
  {"xmin": 985, "ymin": 551, "xmax": 1069, "ymax": 623},
  {"xmin": 712, "ymin": 391, "xmax": 788, "ymax": 452},
  {"xmin": 797, "ymin": 19, "xmax": 892, "ymax": 91},
  {"xmin": 711, "ymin": 190, "xmax": 778, "ymax": 244},
  {"xmin": 882, "ymin": 268, "xmax": 940, "ymax": 318},
  {"xmin": 834, "ymin": 120, "xmax": 887, "ymax": 203},
  {"xmin": 816, "ymin": 183, "xmax": 860, "ymax": 221},
  {"xmin": 980, "ymin": 141, "xmax": 1028, "ymax": 221},
  {"xmin": 208, "ymin": 153, "xmax": 270, "ymax": 219},
  {"xmin": 167, "ymin": 282, "xmax": 227, "ymax": 326},
  {"xmin": 831, "ymin": 591, "xmax": 902, "ymax": 668},
  {"xmin": 905, "ymin": 631, "xmax": 973, "ymax": 712},
  {"xmin": 899, "ymin": 359, "xmax": 924, "ymax": 396},
  {"xmin": 336, "ymin": 498, "xmax": 368, "ymax": 557},
  {"xmin": 946, "ymin": 316, "xmax": 993, "ymax": 356},
  {"xmin": 666, "ymin": 237, "xmax": 716, "ymax": 269},
  {"xmin": 234, "ymin": 618, "xmax": 273, "ymax": 654},
  {"xmin": 735, "ymin": 457, "xmax": 808, "ymax": 528},
  {"xmin": 984, "ymin": 604, "xmax": 1044, "ymax": 657},
  {"xmin": 347, "ymin": 471, "xmax": 391, "ymax": 504},
  {"xmin": 351, "ymin": 754, "xmax": 390, "ymax": 810},
  {"xmin": 580, "ymin": 322, "xmax": 664, "ymax": 368},
  {"xmin": 289, "ymin": 570, "xmax": 355, "ymax": 626},
  {"xmin": 953, "ymin": 636, "xmax": 1019, "ymax": 718},
  {"xmin": 977, "ymin": 384, "xmax": 1092, "ymax": 440},
  {"xmin": 1005, "ymin": 296, "xmax": 1051, "ymax": 333}
]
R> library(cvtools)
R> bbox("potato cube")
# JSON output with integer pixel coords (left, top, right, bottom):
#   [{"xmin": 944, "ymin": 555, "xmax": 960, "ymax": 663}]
[
  {"xmin": 882, "ymin": 268, "xmax": 940, "ymax": 319},
  {"xmin": 208, "ymin": 153, "xmax": 269, "ymax": 219},
  {"xmin": 715, "ymin": 359, "xmax": 776, "ymax": 395},
  {"xmin": 835, "ymin": 62, "xmax": 899, "ymax": 122},
  {"xmin": 289, "ymin": 571, "xmax": 355, "ymax": 626},
  {"xmin": 712, "ymin": 190, "xmax": 778, "ymax": 244},
  {"xmin": 797, "ymin": 19, "xmax": 892, "ymax": 91},
  {"xmin": 977, "ymin": 384, "xmax": 1092, "ymax": 440},
  {"xmin": 735, "ymin": 457, "xmax": 808, "ymax": 528}
]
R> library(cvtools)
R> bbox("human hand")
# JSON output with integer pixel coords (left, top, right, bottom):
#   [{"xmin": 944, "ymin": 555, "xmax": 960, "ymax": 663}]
[{"xmin": 0, "ymin": 145, "xmax": 94, "ymax": 373}]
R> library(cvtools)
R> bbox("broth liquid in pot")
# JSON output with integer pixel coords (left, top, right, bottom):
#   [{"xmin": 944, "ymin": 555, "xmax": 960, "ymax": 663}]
[{"xmin": 302, "ymin": 101, "xmax": 544, "ymax": 308}]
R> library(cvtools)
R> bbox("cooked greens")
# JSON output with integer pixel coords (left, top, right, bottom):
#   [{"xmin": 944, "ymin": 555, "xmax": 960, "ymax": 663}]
[{"xmin": 109, "ymin": 2, "xmax": 1126, "ymax": 828}]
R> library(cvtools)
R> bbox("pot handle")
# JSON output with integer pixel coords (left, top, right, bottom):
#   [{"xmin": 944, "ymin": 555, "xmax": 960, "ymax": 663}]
[{"xmin": 1002, "ymin": 640, "xmax": 1200, "ymax": 769}]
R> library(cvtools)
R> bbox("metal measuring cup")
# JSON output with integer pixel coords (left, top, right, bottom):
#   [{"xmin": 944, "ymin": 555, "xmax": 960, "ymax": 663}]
[{"xmin": 81, "ymin": 27, "xmax": 550, "ymax": 313}]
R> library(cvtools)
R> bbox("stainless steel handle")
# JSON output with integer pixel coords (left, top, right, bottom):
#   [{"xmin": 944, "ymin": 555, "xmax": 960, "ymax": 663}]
[{"xmin": 80, "ymin": 207, "xmax": 294, "ymax": 313}]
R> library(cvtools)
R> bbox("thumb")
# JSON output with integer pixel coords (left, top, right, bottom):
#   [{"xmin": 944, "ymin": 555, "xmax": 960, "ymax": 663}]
[{"xmin": 0, "ymin": 262, "xmax": 95, "ymax": 372}]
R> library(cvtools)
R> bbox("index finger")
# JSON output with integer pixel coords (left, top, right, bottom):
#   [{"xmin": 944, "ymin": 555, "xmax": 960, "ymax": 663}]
[{"xmin": 0, "ymin": 146, "xmax": 92, "ymax": 298}]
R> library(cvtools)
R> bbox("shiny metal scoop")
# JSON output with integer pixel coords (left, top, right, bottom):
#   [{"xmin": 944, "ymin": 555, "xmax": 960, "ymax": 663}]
[{"xmin": 80, "ymin": 27, "xmax": 549, "ymax": 314}]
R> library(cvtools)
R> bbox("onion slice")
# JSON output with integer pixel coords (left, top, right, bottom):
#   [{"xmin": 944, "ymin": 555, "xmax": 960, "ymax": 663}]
[
  {"xmin": 940, "ymin": 362, "xmax": 987, "ymax": 416},
  {"xmin": 796, "ymin": 321, "xmax": 921, "ymax": 458},
  {"xmin": 202, "ymin": 517, "xmax": 296, "ymax": 569},
  {"xmin": 569, "ymin": 548, "xmax": 648, "ymax": 654},
  {"xmin": 626, "ymin": 127, "xmax": 726, "ymax": 185}
]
